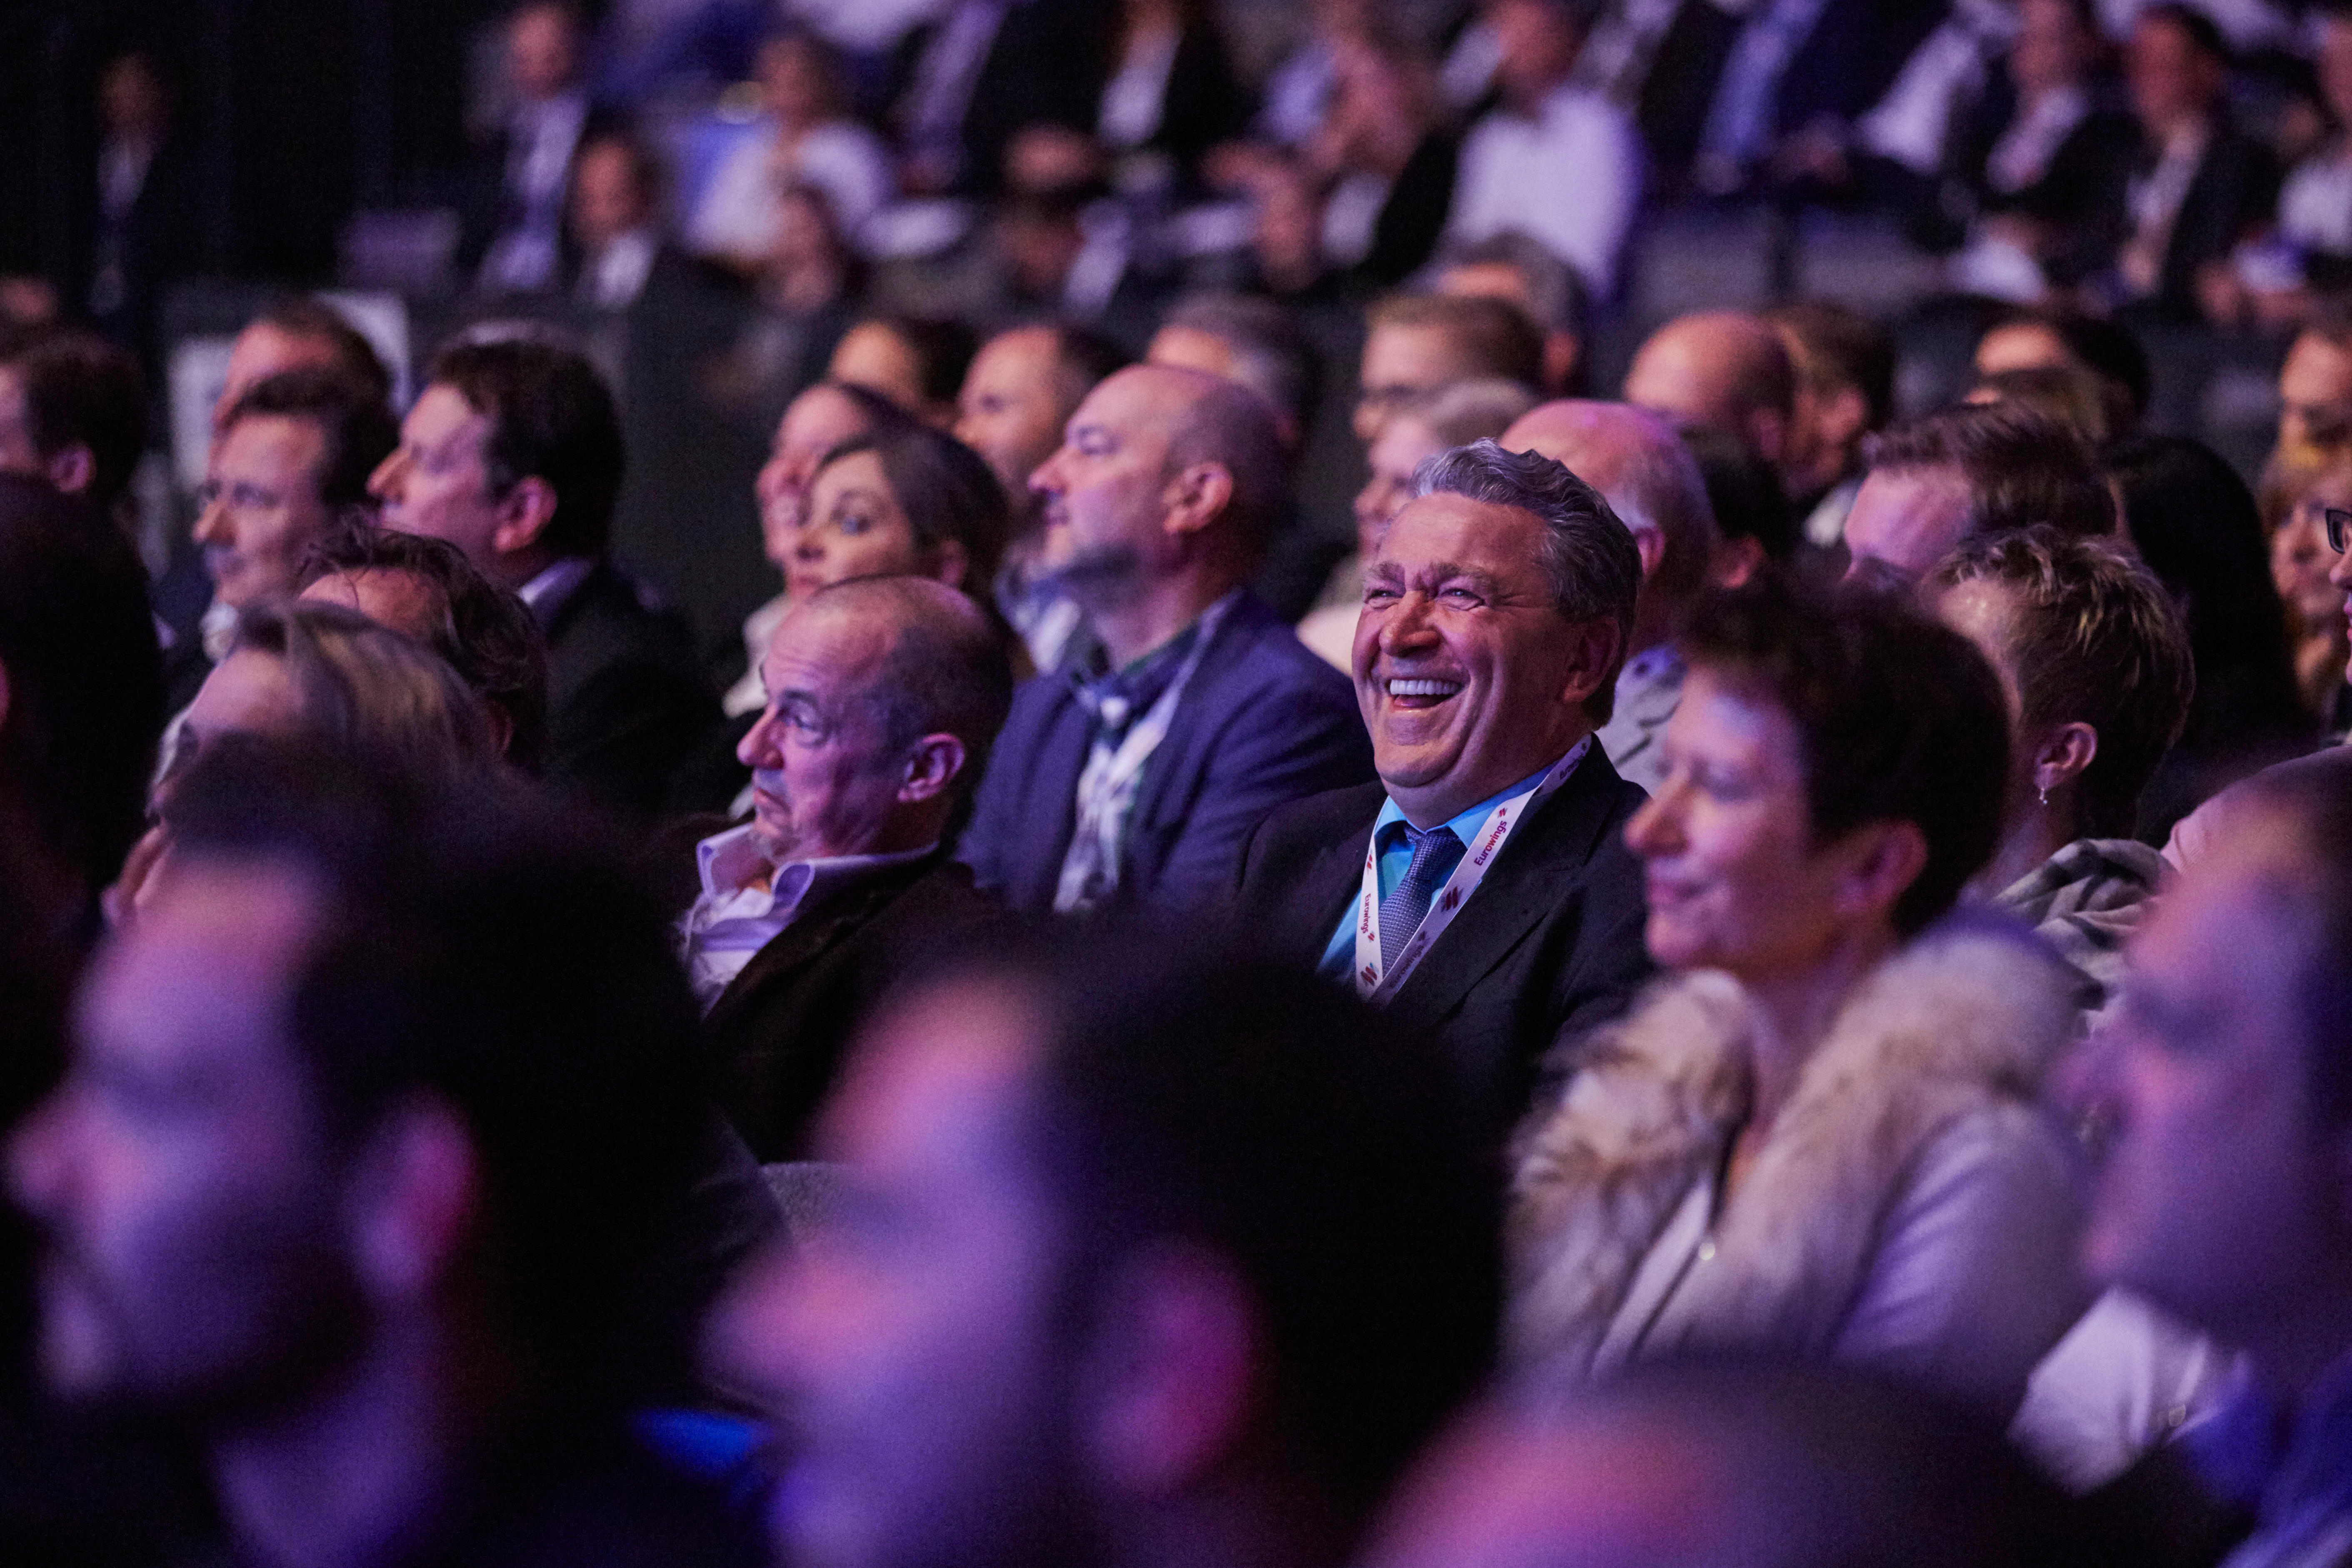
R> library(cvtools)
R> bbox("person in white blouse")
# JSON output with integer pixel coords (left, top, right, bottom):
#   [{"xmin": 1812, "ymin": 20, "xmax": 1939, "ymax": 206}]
[
  {"xmin": 1444, "ymin": 0, "xmax": 1642, "ymax": 302},
  {"xmin": 688, "ymin": 28, "xmax": 894, "ymax": 269}
]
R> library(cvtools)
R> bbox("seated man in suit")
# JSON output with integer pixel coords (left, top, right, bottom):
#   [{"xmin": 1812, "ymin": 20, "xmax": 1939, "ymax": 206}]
[
  {"xmin": 1235, "ymin": 439, "xmax": 1653, "ymax": 1150},
  {"xmin": 370, "ymin": 336, "xmax": 719, "ymax": 814},
  {"xmin": 961, "ymin": 364, "xmax": 1373, "ymax": 914},
  {"xmin": 692, "ymin": 576, "xmax": 1012, "ymax": 1159}
]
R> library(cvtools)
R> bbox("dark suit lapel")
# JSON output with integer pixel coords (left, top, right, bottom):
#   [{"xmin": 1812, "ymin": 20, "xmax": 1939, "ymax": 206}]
[
  {"xmin": 1283, "ymin": 831, "xmax": 1371, "ymax": 968},
  {"xmin": 703, "ymin": 857, "xmax": 933, "ymax": 1036},
  {"xmin": 1126, "ymin": 594, "xmax": 1265, "ymax": 837},
  {"xmin": 1386, "ymin": 757, "xmax": 1628, "ymax": 1035}
]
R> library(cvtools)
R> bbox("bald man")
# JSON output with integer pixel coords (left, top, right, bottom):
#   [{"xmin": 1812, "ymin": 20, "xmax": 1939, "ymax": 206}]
[
  {"xmin": 697, "ymin": 576, "xmax": 1013, "ymax": 1158},
  {"xmin": 960, "ymin": 365, "xmax": 1372, "ymax": 914},
  {"xmin": 1367, "ymin": 1367, "xmax": 2072, "ymax": 1568},
  {"xmin": 1502, "ymin": 400, "xmax": 1719, "ymax": 792},
  {"xmin": 1620, "ymin": 310, "xmax": 1795, "ymax": 471}
]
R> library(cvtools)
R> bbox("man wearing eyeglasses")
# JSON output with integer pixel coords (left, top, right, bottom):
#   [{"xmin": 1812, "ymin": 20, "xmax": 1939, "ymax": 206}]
[
  {"xmin": 1353, "ymin": 293, "xmax": 1544, "ymax": 447},
  {"xmin": 189, "ymin": 367, "xmax": 398, "ymax": 679}
]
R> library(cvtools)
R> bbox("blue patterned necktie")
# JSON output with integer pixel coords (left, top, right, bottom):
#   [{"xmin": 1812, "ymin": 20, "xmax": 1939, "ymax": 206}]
[{"xmin": 1379, "ymin": 824, "xmax": 1465, "ymax": 974}]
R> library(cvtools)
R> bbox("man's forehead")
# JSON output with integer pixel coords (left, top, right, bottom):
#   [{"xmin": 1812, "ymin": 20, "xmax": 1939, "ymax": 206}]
[
  {"xmin": 2286, "ymin": 334, "xmax": 2352, "ymax": 394},
  {"xmin": 978, "ymin": 328, "xmax": 1058, "ymax": 385},
  {"xmin": 765, "ymin": 600, "xmax": 895, "ymax": 687},
  {"xmin": 1076, "ymin": 366, "xmax": 1196, "ymax": 432},
  {"xmin": 408, "ymin": 384, "xmax": 487, "ymax": 444},
  {"xmin": 1376, "ymin": 492, "xmax": 1545, "ymax": 567},
  {"xmin": 219, "ymin": 412, "xmax": 328, "ymax": 473},
  {"xmin": 231, "ymin": 322, "xmax": 339, "ymax": 382},
  {"xmin": 1368, "ymin": 322, "xmax": 1465, "ymax": 377}
]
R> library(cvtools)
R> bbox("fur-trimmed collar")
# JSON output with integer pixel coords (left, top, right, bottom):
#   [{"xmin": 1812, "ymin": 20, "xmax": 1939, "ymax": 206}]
[{"xmin": 1508, "ymin": 915, "xmax": 2077, "ymax": 1373}]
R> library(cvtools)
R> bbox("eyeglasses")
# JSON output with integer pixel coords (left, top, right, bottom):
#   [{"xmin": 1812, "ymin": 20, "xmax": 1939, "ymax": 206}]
[{"xmin": 2327, "ymin": 506, "xmax": 2352, "ymax": 554}]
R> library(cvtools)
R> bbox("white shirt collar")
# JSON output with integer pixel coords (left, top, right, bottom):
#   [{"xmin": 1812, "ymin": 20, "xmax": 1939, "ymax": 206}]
[
  {"xmin": 517, "ymin": 556, "xmax": 595, "ymax": 619},
  {"xmin": 693, "ymin": 821, "xmax": 939, "ymax": 904}
]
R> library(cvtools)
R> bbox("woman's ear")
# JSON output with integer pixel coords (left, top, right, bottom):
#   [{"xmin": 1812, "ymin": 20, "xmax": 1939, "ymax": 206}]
[
  {"xmin": 1832, "ymin": 819, "xmax": 1930, "ymax": 924},
  {"xmin": 930, "ymin": 538, "xmax": 971, "ymax": 592},
  {"xmin": 2031, "ymin": 722, "xmax": 2099, "ymax": 799}
]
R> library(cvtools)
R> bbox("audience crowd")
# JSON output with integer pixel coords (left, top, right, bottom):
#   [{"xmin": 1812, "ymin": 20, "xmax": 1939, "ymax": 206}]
[{"xmin": 9, "ymin": 2, "xmax": 2352, "ymax": 1566}]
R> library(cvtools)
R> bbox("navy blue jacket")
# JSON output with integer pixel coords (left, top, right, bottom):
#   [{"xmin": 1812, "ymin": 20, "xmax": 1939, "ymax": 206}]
[{"xmin": 959, "ymin": 592, "xmax": 1374, "ymax": 913}]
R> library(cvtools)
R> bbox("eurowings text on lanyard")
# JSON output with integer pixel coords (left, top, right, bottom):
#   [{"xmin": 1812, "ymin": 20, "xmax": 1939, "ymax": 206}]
[
  {"xmin": 1051, "ymin": 596, "xmax": 1236, "ymax": 914},
  {"xmin": 1353, "ymin": 737, "xmax": 1590, "ymax": 1004}
]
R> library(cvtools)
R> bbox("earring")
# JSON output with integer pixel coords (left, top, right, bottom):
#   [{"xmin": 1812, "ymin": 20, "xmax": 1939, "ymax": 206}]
[{"xmin": 2037, "ymin": 785, "xmax": 2050, "ymax": 809}]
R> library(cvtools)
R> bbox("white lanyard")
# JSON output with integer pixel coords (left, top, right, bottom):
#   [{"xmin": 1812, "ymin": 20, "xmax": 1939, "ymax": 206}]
[
  {"xmin": 1052, "ymin": 596, "xmax": 1236, "ymax": 913},
  {"xmin": 1353, "ymin": 739, "xmax": 1590, "ymax": 1004}
]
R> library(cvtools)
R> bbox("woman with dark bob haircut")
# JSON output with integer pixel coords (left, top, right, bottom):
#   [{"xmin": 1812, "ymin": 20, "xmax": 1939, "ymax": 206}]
[
  {"xmin": 779, "ymin": 422, "xmax": 1011, "ymax": 611},
  {"xmin": 1511, "ymin": 569, "xmax": 2090, "ymax": 1425}
]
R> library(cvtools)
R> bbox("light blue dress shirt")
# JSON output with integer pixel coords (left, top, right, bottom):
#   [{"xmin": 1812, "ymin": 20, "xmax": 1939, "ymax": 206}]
[{"xmin": 1319, "ymin": 759, "xmax": 1561, "ymax": 980}]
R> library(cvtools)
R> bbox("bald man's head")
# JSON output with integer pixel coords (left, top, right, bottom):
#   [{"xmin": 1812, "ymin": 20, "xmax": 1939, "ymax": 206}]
[
  {"xmin": 1621, "ymin": 312, "xmax": 1795, "ymax": 467},
  {"xmin": 1503, "ymin": 399, "xmax": 1717, "ymax": 641},
  {"xmin": 1369, "ymin": 1367, "xmax": 2075, "ymax": 1568},
  {"xmin": 797, "ymin": 574, "xmax": 1014, "ymax": 806},
  {"xmin": 1031, "ymin": 365, "xmax": 1291, "ymax": 607}
]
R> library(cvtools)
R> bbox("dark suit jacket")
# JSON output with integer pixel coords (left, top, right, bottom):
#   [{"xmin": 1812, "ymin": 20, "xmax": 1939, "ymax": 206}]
[
  {"xmin": 706, "ymin": 852, "xmax": 994, "ymax": 1159},
  {"xmin": 2087, "ymin": 116, "xmax": 2280, "ymax": 321},
  {"xmin": 1233, "ymin": 753, "xmax": 1655, "ymax": 1151},
  {"xmin": 540, "ymin": 559, "xmax": 721, "ymax": 816},
  {"xmin": 959, "ymin": 591, "xmax": 1375, "ymax": 913}
]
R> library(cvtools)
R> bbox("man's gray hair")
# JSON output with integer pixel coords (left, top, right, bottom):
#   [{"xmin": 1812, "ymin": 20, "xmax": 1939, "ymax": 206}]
[{"xmin": 1412, "ymin": 439, "xmax": 1640, "ymax": 722}]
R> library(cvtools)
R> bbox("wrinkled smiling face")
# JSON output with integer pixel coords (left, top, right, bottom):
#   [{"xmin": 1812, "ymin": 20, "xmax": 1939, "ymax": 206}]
[{"xmin": 1355, "ymin": 492, "xmax": 1594, "ymax": 821}]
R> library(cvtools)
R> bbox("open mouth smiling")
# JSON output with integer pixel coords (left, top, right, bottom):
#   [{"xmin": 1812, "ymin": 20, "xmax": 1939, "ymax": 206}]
[{"xmin": 1384, "ymin": 677, "xmax": 1464, "ymax": 709}]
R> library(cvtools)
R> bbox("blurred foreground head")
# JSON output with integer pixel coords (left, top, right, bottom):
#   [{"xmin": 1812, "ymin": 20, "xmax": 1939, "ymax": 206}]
[
  {"xmin": 10, "ymin": 736, "xmax": 712, "ymax": 1428},
  {"xmin": 717, "ymin": 934, "xmax": 1502, "ymax": 1568},
  {"xmin": 2072, "ymin": 771, "xmax": 2352, "ymax": 1387},
  {"xmin": 1369, "ymin": 1360, "xmax": 2077, "ymax": 1568}
]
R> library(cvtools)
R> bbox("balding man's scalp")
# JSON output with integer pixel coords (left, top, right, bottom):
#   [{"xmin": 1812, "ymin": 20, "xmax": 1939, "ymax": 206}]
[
  {"xmin": 808, "ymin": 576, "xmax": 1014, "ymax": 799},
  {"xmin": 1503, "ymin": 399, "xmax": 1718, "ymax": 610},
  {"xmin": 1624, "ymin": 312, "xmax": 1795, "ymax": 454},
  {"xmin": 1125, "ymin": 364, "xmax": 1291, "ymax": 556}
]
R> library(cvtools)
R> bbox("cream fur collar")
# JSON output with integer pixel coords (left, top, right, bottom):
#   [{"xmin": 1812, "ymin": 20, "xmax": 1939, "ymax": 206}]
[{"xmin": 1508, "ymin": 916, "xmax": 2077, "ymax": 1373}]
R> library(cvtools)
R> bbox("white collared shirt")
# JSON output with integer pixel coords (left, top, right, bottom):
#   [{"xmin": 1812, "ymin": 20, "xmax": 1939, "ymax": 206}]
[
  {"xmin": 1446, "ymin": 82, "xmax": 1641, "ymax": 299},
  {"xmin": 581, "ymin": 229, "xmax": 658, "ymax": 310},
  {"xmin": 680, "ymin": 824, "xmax": 939, "ymax": 1009},
  {"xmin": 517, "ymin": 556, "xmax": 595, "ymax": 622}
]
